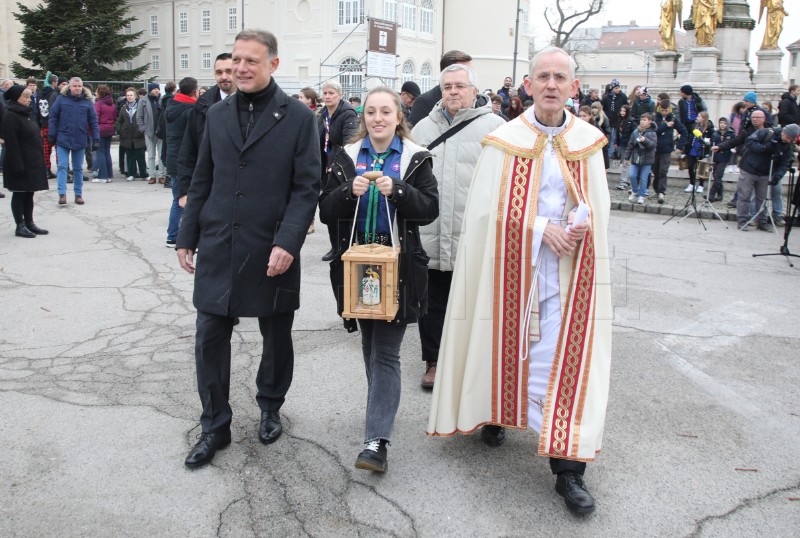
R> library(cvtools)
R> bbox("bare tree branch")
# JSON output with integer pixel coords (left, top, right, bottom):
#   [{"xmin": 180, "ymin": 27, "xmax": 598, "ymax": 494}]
[{"xmin": 544, "ymin": 0, "xmax": 605, "ymax": 48}]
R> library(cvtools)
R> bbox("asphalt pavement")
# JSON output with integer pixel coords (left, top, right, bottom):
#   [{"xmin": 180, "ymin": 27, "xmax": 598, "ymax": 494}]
[{"xmin": 1, "ymin": 155, "xmax": 799, "ymax": 537}]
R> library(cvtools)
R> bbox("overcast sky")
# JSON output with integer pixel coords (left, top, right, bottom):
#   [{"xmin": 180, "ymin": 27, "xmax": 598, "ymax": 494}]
[{"xmin": 529, "ymin": 0, "xmax": 795, "ymax": 67}]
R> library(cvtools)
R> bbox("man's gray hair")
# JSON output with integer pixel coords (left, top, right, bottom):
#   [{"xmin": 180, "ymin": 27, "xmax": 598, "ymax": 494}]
[
  {"xmin": 69, "ymin": 77, "xmax": 83, "ymax": 84},
  {"xmin": 235, "ymin": 28, "xmax": 279, "ymax": 58},
  {"xmin": 321, "ymin": 80, "xmax": 343, "ymax": 95},
  {"xmin": 529, "ymin": 46, "xmax": 577, "ymax": 80},
  {"xmin": 439, "ymin": 64, "xmax": 479, "ymax": 89}
]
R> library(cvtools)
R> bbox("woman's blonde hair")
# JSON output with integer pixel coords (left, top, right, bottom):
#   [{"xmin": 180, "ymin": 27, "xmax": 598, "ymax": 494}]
[{"xmin": 350, "ymin": 86, "xmax": 413, "ymax": 144}]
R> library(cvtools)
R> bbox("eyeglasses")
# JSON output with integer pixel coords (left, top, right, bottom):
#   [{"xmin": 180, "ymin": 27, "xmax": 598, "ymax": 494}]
[
  {"xmin": 533, "ymin": 72, "xmax": 569, "ymax": 84},
  {"xmin": 442, "ymin": 83, "xmax": 473, "ymax": 92}
]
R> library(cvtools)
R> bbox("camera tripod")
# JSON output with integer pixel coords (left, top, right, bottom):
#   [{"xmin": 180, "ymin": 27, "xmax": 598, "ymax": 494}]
[
  {"xmin": 663, "ymin": 159, "xmax": 727, "ymax": 229},
  {"xmin": 753, "ymin": 167, "xmax": 799, "ymax": 267}
]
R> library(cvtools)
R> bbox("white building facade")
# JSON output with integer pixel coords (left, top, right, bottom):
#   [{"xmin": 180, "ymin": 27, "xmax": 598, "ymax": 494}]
[{"xmin": 122, "ymin": 0, "xmax": 443, "ymax": 97}]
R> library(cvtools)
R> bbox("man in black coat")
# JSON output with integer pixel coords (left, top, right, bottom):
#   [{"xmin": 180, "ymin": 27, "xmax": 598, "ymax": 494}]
[
  {"xmin": 778, "ymin": 85, "xmax": 799, "ymax": 127},
  {"xmin": 177, "ymin": 52, "xmax": 235, "ymax": 206},
  {"xmin": 177, "ymin": 29, "xmax": 321, "ymax": 469},
  {"xmin": 408, "ymin": 50, "xmax": 472, "ymax": 127}
]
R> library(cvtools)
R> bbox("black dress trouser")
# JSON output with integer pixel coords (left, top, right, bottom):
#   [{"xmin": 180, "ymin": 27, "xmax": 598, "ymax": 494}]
[
  {"xmin": 195, "ymin": 310, "xmax": 295, "ymax": 433},
  {"xmin": 550, "ymin": 457, "xmax": 587, "ymax": 475},
  {"xmin": 418, "ymin": 269, "xmax": 453, "ymax": 362}
]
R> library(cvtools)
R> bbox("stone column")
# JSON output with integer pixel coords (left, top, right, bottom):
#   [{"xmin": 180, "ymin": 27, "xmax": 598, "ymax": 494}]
[{"xmin": 651, "ymin": 51, "xmax": 680, "ymax": 88}]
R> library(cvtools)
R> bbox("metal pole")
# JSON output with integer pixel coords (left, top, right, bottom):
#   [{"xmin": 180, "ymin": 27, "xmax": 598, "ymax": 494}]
[{"xmin": 512, "ymin": 0, "xmax": 522, "ymax": 84}]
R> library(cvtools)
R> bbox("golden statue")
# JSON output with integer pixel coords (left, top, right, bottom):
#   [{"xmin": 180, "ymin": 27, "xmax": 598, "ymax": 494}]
[
  {"xmin": 759, "ymin": 0, "xmax": 788, "ymax": 50},
  {"xmin": 660, "ymin": 0, "xmax": 683, "ymax": 51},
  {"xmin": 692, "ymin": 0, "xmax": 724, "ymax": 47}
]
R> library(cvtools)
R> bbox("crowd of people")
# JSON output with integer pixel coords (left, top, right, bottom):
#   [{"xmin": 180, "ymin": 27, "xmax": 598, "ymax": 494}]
[{"xmin": 1, "ymin": 30, "xmax": 798, "ymax": 518}]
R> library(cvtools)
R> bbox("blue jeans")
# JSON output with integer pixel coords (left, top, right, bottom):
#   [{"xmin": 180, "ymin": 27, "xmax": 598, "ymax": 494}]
[
  {"xmin": 167, "ymin": 175, "xmax": 184, "ymax": 241},
  {"xmin": 357, "ymin": 319, "xmax": 406, "ymax": 443},
  {"xmin": 608, "ymin": 129, "xmax": 620, "ymax": 159},
  {"xmin": 628, "ymin": 163, "xmax": 652, "ymax": 197},
  {"xmin": 95, "ymin": 137, "xmax": 113, "ymax": 179},
  {"xmin": 57, "ymin": 145, "xmax": 85, "ymax": 196}
]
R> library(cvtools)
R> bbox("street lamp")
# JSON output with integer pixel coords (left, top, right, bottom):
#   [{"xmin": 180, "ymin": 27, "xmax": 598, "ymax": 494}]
[{"xmin": 512, "ymin": 0, "xmax": 522, "ymax": 84}]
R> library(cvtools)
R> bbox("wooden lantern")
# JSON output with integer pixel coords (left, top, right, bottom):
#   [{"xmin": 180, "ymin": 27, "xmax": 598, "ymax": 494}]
[
  {"xmin": 696, "ymin": 159, "xmax": 713, "ymax": 180},
  {"xmin": 341, "ymin": 243, "xmax": 400, "ymax": 321}
]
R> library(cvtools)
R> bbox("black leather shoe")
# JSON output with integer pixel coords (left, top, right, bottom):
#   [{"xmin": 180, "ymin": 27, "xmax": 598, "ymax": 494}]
[
  {"xmin": 184, "ymin": 430, "xmax": 232, "ymax": 469},
  {"xmin": 757, "ymin": 222, "xmax": 772, "ymax": 232},
  {"xmin": 480, "ymin": 425, "xmax": 506, "ymax": 447},
  {"xmin": 555, "ymin": 471, "xmax": 596, "ymax": 514},
  {"xmin": 259, "ymin": 411, "xmax": 282, "ymax": 444},
  {"xmin": 321, "ymin": 248, "xmax": 336, "ymax": 262},
  {"xmin": 26, "ymin": 222, "xmax": 49, "ymax": 235},
  {"xmin": 15, "ymin": 224, "xmax": 36, "ymax": 238}
]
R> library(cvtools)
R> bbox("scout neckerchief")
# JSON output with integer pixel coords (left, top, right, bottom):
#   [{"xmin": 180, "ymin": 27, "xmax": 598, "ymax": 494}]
[{"xmin": 363, "ymin": 148, "xmax": 392, "ymax": 244}]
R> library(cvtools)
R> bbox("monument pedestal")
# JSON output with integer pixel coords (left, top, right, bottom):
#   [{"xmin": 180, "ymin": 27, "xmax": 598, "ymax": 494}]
[
  {"xmin": 688, "ymin": 47, "xmax": 721, "ymax": 84},
  {"xmin": 754, "ymin": 49, "xmax": 784, "ymax": 85},
  {"xmin": 652, "ymin": 51, "xmax": 680, "ymax": 87}
]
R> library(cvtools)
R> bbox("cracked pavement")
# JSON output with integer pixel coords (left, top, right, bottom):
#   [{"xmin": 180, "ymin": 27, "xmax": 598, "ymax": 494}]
[{"xmin": 1, "ymin": 171, "xmax": 799, "ymax": 537}]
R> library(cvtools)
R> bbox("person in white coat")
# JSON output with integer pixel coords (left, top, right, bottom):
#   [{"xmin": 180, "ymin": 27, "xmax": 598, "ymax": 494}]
[{"xmin": 411, "ymin": 64, "xmax": 505, "ymax": 389}]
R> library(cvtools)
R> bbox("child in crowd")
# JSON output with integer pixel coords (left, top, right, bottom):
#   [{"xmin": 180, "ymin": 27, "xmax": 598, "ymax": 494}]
[
  {"xmin": 615, "ymin": 104, "xmax": 635, "ymax": 190},
  {"xmin": 683, "ymin": 111, "xmax": 714, "ymax": 193},
  {"xmin": 708, "ymin": 117, "xmax": 735, "ymax": 202},
  {"xmin": 624, "ymin": 112, "xmax": 657, "ymax": 205}
]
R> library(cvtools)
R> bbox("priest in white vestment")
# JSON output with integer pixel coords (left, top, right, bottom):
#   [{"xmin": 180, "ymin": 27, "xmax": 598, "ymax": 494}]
[{"xmin": 427, "ymin": 46, "xmax": 613, "ymax": 515}]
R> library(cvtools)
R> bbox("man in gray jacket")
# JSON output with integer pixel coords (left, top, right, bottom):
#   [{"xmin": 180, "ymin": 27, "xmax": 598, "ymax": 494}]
[
  {"xmin": 136, "ymin": 82, "xmax": 163, "ymax": 182},
  {"xmin": 411, "ymin": 64, "xmax": 505, "ymax": 389}
]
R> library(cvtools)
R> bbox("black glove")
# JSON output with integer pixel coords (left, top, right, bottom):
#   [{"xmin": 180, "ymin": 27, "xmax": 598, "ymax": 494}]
[
  {"xmin": 92, "ymin": 141, "xmax": 99, "ymax": 152},
  {"xmin": 769, "ymin": 177, "xmax": 781, "ymax": 186},
  {"xmin": 47, "ymin": 136, "xmax": 56, "ymax": 145}
]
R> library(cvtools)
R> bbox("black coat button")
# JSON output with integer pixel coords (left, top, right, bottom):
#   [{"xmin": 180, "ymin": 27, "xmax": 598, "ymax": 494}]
[
  {"xmin": 236, "ymin": 191, "xmax": 243, "ymax": 198},
  {"xmin": 233, "ymin": 223, "xmax": 241, "ymax": 229},
  {"xmin": 239, "ymin": 162, "xmax": 246, "ymax": 168}
]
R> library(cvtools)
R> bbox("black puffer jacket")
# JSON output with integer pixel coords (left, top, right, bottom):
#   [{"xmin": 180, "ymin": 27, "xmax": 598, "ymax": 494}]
[
  {"xmin": 1, "ymin": 101, "xmax": 48, "ymax": 192},
  {"xmin": 777, "ymin": 91, "xmax": 799, "ymax": 127},
  {"xmin": 319, "ymin": 137, "xmax": 439, "ymax": 328},
  {"xmin": 654, "ymin": 106, "xmax": 688, "ymax": 154},
  {"xmin": 741, "ymin": 127, "xmax": 795, "ymax": 182}
]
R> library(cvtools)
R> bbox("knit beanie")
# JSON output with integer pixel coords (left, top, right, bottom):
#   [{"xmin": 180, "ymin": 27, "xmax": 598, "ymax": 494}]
[
  {"xmin": 743, "ymin": 91, "xmax": 758, "ymax": 104},
  {"xmin": 782, "ymin": 124, "xmax": 800, "ymax": 140},
  {"xmin": 4, "ymin": 84, "xmax": 26, "ymax": 102},
  {"xmin": 680, "ymin": 85, "xmax": 693, "ymax": 95},
  {"xmin": 57, "ymin": 77, "xmax": 68, "ymax": 86},
  {"xmin": 148, "ymin": 82, "xmax": 160, "ymax": 92}
]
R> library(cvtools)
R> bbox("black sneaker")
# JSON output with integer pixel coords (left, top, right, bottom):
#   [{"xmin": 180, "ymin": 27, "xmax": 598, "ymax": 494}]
[
  {"xmin": 354, "ymin": 439, "xmax": 388, "ymax": 472},
  {"xmin": 166, "ymin": 239, "xmax": 177, "ymax": 248},
  {"xmin": 480, "ymin": 425, "xmax": 506, "ymax": 447}
]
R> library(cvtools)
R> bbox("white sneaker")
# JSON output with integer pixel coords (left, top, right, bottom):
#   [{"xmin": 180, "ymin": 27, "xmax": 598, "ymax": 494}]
[
  {"xmin": 696, "ymin": 185, "xmax": 703, "ymax": 193},
  {"xmin": 127, "ymin": 176, "xmax": 135, "ymax": 181},
  {"xmin": 628, "ymin": 193, "xmax": 636, "ymax": 201},
  {"xmin": 637, "ymin": 196, "xmax": 645, "ymax": 205},
  {"xmin": 91, "ymin": 178, "xmax": 103, "ymax": 183},
  {"xmin": 684, "ymin": 184, "xmax": 694, "ymax": 192}
]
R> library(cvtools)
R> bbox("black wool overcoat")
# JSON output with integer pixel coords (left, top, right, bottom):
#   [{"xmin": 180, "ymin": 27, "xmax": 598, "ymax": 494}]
[
  {"xmin": 177, "ymin": 85, "xmax": 321, "ymax": 317},
  {"xmin": 1, "ymin": 102, "xmax": 48, "ymax": 192}
]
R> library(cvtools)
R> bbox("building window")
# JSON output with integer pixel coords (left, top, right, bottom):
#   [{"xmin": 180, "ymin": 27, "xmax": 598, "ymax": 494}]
[
  {"xmin": 338, "ymin": 0, "xmax": 363, "ymax": 26},
  {"xmin": 202, "ymin": 9, "xmax": 211, "ymax": 32},
  {"xmin": 123, "ymin": 23, "xmax": 131, "ymax": 35},
  {"xmin": 150, "ymin": 15, "xmax": 159, "ymax": 36},
  {"xmin": 401, "ymin": 60, "xmax": 414, "ymax": 84},
  {"xmin": 125, "ymin": 61, "xmax": 133, "ymax": 71},
  {"xmin": 420, "ymin": 0, "xmax": 433, "ymax": 34},
  {"xmin": 401, "ymin": 1, "xmax": 415, "ymax": 31},
  {"xmin": 339, "ymin": 57, "xmax": 363, "ymax": 98},
  {"xmin": 151, "ymin": 54, "xmax": 160, "ymax": 71},
  {"xmin": 180, "ymin": 53, "xmax": 189, "ymax": 70},
  {"xmin": 202, "ymin": 52, "xmax": 212, "ymax": 70},
  {"xmin": 228, "ymin": 7, "xmax": 238, "ymax": 31},
  {"xmin": 420, "ymin": 62, "xmax": 432, "ymax": 92},
  {"xmin": 179, "ymin": 11, "xmax": 188, "ymax": 34},
  {"xmin": 383, "ymin": 0, "xmax": 397, "ymax": 22}
]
